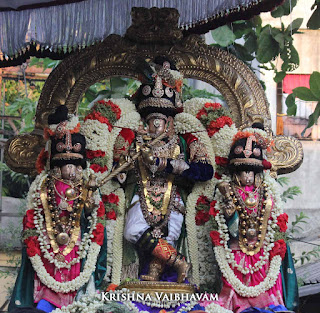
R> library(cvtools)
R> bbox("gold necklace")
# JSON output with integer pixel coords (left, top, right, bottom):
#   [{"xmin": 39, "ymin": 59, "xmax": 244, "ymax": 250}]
[
  {"xmin": 234, "ymin": 184, "xmax": 261, "ymax": 209},
  {"xmin": 53, "ymin": 183, "xmax": 82, "ymax": 212}
]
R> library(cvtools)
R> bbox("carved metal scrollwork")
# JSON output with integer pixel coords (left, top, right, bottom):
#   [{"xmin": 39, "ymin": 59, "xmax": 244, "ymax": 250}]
[
  {"xmin": 267, "ymin": 135, "xmax": 304, "ymax": 176},
  {"xmin": 4, "ymin": 7, "xmax": 303, "ymax": 177},
  {"xmin": 4, "ymin": 133, "xmax": 45, "ymax": 176}
]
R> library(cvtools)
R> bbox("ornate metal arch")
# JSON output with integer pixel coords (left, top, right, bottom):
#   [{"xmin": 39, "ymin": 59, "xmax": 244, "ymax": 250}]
[{"xmin": 4, "ymin": 7, "xmax": 303, "ymax": 176}]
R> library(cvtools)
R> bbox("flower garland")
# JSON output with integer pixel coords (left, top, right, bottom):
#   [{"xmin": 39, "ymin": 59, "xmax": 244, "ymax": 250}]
[
  {"xmin": 211, "ymin": 124, "xmax": 237, "ymax": 159},
  {"xmin": 51, "ymin": 294, "xmax": 104, "ymax": 313},
  {"xmin": 205, "ymin": 302, "xmax": 233, "ymax": 313},
  {"xmin": 174, "ymin": 111, "xmax": 216, "ymax": 286},
  {"xmin": 29, "ymin": 243, "xmax": 101, "ymax": 293},
  {"xmin": 211, "ymin": 171, "xmax": 287, "ymax": 297},
  {"xmin": 23, "ymin": 167, "xmax": 106, "ymax": 293},
  {"xmin": 110, "ymin": 187, "xmax": 126, "ymax": 285},
  {"xmin": 214, "ymin": 246, "xmax": 282, "ymax": 298},
  {"xmin": 81, "ymin": 98, "xmax": 140, "ymax": 286},
  {"xmin": 196, "ymin": 222, "xmax": 217, "ymax": 288}
]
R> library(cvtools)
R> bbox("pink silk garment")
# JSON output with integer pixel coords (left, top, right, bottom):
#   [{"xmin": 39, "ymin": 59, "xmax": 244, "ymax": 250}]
[{"xmin": 204, "ymin": 185, "xmax": 284, "ymax": 313}]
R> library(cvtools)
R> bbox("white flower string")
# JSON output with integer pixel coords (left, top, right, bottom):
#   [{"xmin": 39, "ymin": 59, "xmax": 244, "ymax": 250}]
[
  {"xmin": 30, "ymin": 242, "xmax": 101, "ymax": 294},
  {"xmin": 214, "ymin": 246, "xmax": 282, "ymax": 298},
  {"xmin": 213, "ymin": 171, "xmax": 284, "ymax": 296},
  {"xmin": 174, "ymin": 111, "xmax": 217, "ymax": 286},
  {"xmin": 110, "ymin": 187, "xmax": 126, "ymax": 285},
  {"xmin": 205, "ymin": 302, "xmax": 233, "ymax": 313},
  {"xmin": 81, "ymin": 98, "xmax": 140, "ymax": 285},
  {"xmin": 24, "ymin": 166, "xmax": 105, "ymax": 293},
  {"xmin": 211, "ymin": 124, "xmax": 237, "ymax": 158}
]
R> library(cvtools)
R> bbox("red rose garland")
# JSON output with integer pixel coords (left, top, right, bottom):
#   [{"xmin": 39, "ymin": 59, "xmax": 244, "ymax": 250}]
[
  {"xmin": 195, "ymin": 210, "xmax": 210, "ymax": 226},
  {"xmin": 270, "ymin": 239, "xmax": 287, "ymax": 260},
  {"xmin": 276, "ymin": 213, "xmax": 289, "ymax": 232},
  {"xmin": 195, "ymin": 102, "xmax": 233, "ymax": 138},
  {"xmin": 210, "ymin": 230, "xmax": 223, "ymax": 246}
]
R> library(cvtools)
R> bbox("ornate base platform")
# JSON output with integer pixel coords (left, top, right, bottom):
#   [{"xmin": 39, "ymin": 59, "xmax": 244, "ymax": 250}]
[{"xmin": 117, "ymin": 281, "xmax": 196, "ymax": 297}]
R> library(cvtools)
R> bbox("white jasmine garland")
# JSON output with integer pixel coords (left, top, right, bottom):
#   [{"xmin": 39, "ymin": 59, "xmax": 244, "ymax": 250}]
[
  {"xmin": 211, "ymin": 124, "xmax": 238, "ymax": 158},
  {"xmin": 174, "ymin": 112, "xmax": 205, "ymax": 134},
  {"xmin": 174, "ymin": 112, "xmax": 217, "ymax": 286},
  {"xmin": 205, "ymin": 302, "xmax": 233, "ymax": 313},
  {"xmin": 215, "ymin": 246, "xmax": 282, "ymax": 297},
  {"xmin": 109, "ymin": 98, "xmax": 137, "ymax": 116},
  {"xmin": 105, "ymin": 219, "xmax": 116, "ymax": 282},
  {"xmin": 81, "ymin": 119, "xmax": 111, "ymax": 152},
  {"xmin": 197, "ymin": 222, "xmax": 217, "ymax": 286},
  {"xmin": 212, "ymin": 171, "xmax": 285, "ymax": 295},
  {"xmin": 51, "ymin": 294, "xmax": 103, "ymax": 313},
  {"xmin": 169, "ymin": 69, "xmax": 183, "ymax": 81},
  {"xmin": 183, "ymin": 98, "xmax": 213, "ymax": 117},
  {"xmin": 242, "ymin": 127, "xmax": 268, "ymax": 137},
  {"xmin": 110, "ymin": 187, "xmax": 126, "ymax": 285},
  {"xmin": 29, "ymin": 242, "xmax": 101, "ymax": 294}
]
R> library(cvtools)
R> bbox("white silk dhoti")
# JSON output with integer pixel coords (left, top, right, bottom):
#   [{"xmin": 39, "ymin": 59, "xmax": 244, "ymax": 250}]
[{"xmin": 124, "ymin": 194, "xmax": 184, "ymax": 247}]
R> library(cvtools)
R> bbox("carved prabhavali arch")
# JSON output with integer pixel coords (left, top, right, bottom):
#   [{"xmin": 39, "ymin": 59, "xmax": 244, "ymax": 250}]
[{"xmin": 5, "ymin": 7, "xmax": 303, "ymax": 177}]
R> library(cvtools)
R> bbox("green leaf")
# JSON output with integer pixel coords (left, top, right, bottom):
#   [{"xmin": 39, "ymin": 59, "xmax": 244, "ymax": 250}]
[
  {"xmin": 286, "ymin": 18, "xmax": 303, "ymax": 34},
  {"xmin": 287, "ymin": 104, "xmax": 297, "ymax": 116},
  {"xmin": 274, "ymin": 71, "xmax": 286, "ymax": 83},
  {"xmin": 309, "ymin": 71, "xmax": 320, "ymax": 99},
  {"xmin": 231, "ymin": 22, "xmax": 252, "ymax": 39},
  {"xmin": 293, "ymin": 87, "xmax": 318, "ymax": 101},
  {"xmin": 211, "ymin": 25, "xmax": 236, "ymax": 47},
  {"xmin": 244, "ymin": 33, "xmax": 258, "ymax": 54},
  {"xmin": 271, "ymin": 0, "xmax": 298, "ymax": 18},
  {"xmin": 307, "ymin": 6, "xmax": 320, "ymax": 29},
  {"xmin": 285, "ymin": 93, "xmax": 297, "ymax": 115},
  {"xmin": 274, "ymin": 33, "xmax": 285, "ymax": 50},
  {"xmin": 277, "ymin": 176, "xmax": 289, "ymax": 187},
  {"xmin": 256, "ymin": 28, "xmax": 280, "ymax": 63},
  {"xmin": 232, "ymin": 43, "xmax": 254, "ymax": 61},
  {"xmin": 302, "ymin": 101, "xmax": 320, "ymax": 136}
]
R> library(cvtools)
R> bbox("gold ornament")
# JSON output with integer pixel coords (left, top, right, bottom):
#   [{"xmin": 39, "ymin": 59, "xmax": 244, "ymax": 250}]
[{"xmin": 56, "ymin": 232, "xmax": 70, "ymax": 245}]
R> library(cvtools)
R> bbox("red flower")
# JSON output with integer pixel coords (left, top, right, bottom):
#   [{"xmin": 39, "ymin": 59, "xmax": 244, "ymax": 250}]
[
  {"xmin": 97, "ymin": 202, "xmax": 106, "ymax": 217},
  {"xmin": 207, "ymin": 116, "xmax": 233, "ymax": 137},
  {"xmin": 84, "ymin": 111, "xmax": 112, "ymax": 131},
  {"xmin": 90, "ymin": 164, "xmax": 108, "ymax": 173},
  {"xmin": 210, "ymin": 231, "xmax": 223, "ymax": 246},
  {"xmin": 104, "ymin": 193, "xmax": 119, "ymax": 205},
  {"xmin": 36, "ymin": 149, "xmax": 48, "ymax": 174},
  {"xmin": 119, "ymin": 128, "xmax": 135, "ymax": 144},
  {"xmin": 270, "ymin": 239, "xmax": 287, "ymax": 260},
  {"xmin": 196, "ymin": 195, "xmax": 209, "ymax": 206},
  {"xmin": 196, "ymin": 108, "xmax": 208, "ymax": 120},
  {"xmin": 86, "ymin": 150, "xmax": 106, "ymax": 159},
  {"xmin": 106, "ymin": 283, "xmax": 118, "ymax": 292},
  {"xmin": 214, "ymin": 172, "xmax": 222, "ymax": 180},
  {"xmin": 207, "ymin": 120, "xmax": 220, "ymax": 137},
  {"xmin": 209, "ymin": 200, "xmax": 219, "ymax": 217},
  {"xmin": 204, "ymin": 102, "xmax": 222, "ymax": 109},
  {"xmin": 195, "ymin": 210, "xmax": 210, "ymax": 226},
  {"xmin": 25, "ymin": 236, "xmax": 40, "ymax": 257},
  {"xmin": 108, "ymin": 101, "xmax": 121, "ymax": 120},
  {"xmin": 262, "ymin": 159, "xmax": 272, "ymax": 170},
  {"xmin": 106, "ymin": 210, "xmax": 117, "ymax": 220},
  {"xmin": 277, "ymin": 213, "xmax": 289, "ymax": 232},
  {"xmin": 23, "ymin": 210, "xmax": 36, "ymax": 230},
  {"xmin": 215, "ymin": 156, "xmax": 229, "ymax": 167},
  {"xmin": 92, "ymin": 223, "xmax": 105, "ymax": 246}
]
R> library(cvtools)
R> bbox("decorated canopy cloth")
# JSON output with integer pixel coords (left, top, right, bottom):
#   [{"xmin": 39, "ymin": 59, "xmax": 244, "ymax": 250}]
[{"xmin": 0, "ymin": 0, "xmax": 282, "ymax": 67}]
